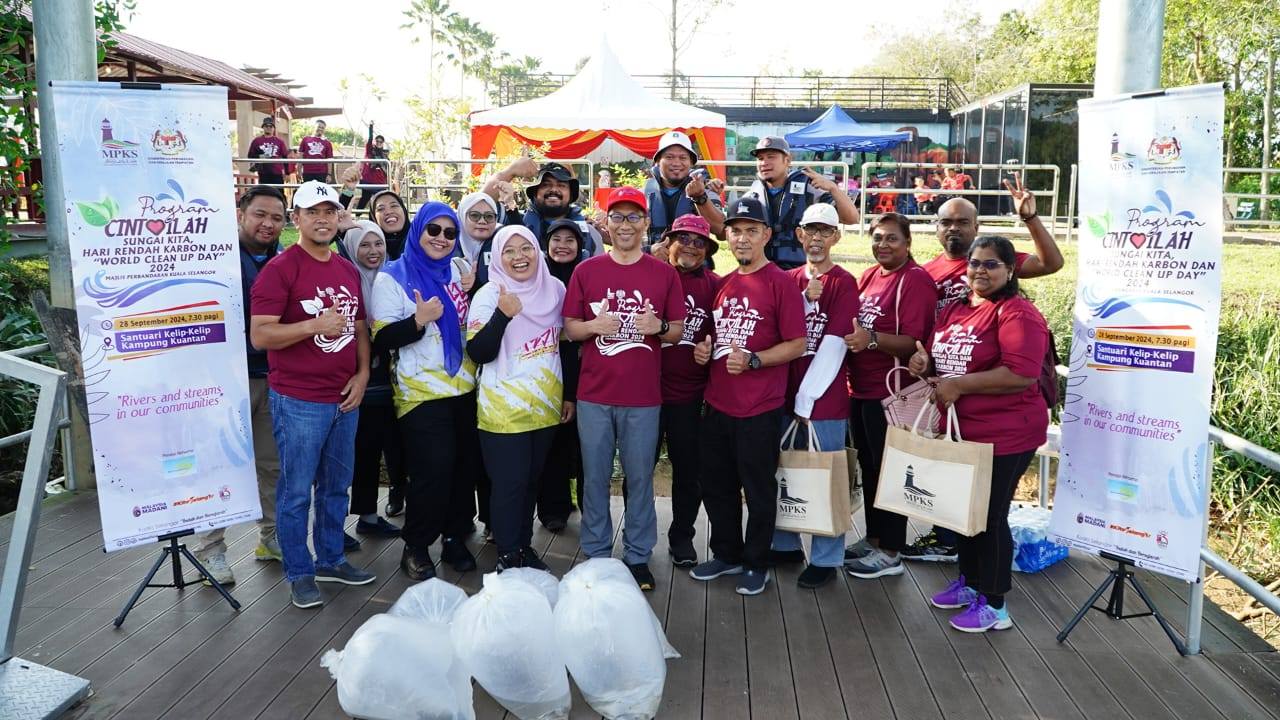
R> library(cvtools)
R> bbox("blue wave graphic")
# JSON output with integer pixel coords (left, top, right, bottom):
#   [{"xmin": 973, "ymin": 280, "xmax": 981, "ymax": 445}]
[
  {"xmin": 82, "ymin": 270, "xmax": 226, "ymax": 308},
  {"xmin": 1083, "ymin": 292, "xmax": 1202, "ymax": 319}
]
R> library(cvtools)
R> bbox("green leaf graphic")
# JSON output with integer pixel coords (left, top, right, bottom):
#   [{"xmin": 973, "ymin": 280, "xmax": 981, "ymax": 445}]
[
  {"xmin": 76, "ymin": 200, "xmax": 113, "ymax": 227},
  {"xmin": 103, "ymin": 195, "xmax": 119, "ymax": 219},
  {"xmin": 1085, "ymin": 215, "xmax": 1107, "ymax": 238}
]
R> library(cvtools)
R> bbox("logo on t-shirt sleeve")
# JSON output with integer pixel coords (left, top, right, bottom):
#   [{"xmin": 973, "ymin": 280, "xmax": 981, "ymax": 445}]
[{"xmin": 300, "ymin": 285, "xmax": 357, "ymax": 353}]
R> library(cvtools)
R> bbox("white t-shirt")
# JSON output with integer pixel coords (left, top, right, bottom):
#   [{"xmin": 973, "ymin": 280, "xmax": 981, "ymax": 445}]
[{"xmin": 466, "ymin": 282, "xmax": 563, "ymax": 434}]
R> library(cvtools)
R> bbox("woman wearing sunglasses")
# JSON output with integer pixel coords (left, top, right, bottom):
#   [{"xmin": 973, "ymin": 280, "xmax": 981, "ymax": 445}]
[
  {"xmin": 907, "ymin": 235, "xmax": 1050, "ymax": 633},
  {"xmin": 371, "ymin": 202, "xmax": 482, "ymax": 581},
  {"xmin": 456, "ymin": 191, "xmax": 503, "ymax": 299}
]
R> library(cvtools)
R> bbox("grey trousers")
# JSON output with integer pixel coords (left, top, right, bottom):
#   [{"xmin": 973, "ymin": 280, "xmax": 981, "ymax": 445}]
[{"xmin": 576, "ymin": 400, "xmax": 660, "ymax": 565}]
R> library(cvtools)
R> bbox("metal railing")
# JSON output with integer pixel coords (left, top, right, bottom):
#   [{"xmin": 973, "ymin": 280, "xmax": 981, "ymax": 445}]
[
  {"xmin": 694, "ymin": 159, "xmax": 852, "ymax": 198},
  {"xmin": 0, "ymin": 343, "xmax": 74, "ymax": 492},
  {"xmin": 231, "ymin": 157, "xmax": 393, "ymax": 215},
  {"xmin": 1222, "ymin": 167, "xmax": 1280, "ymax": 231}
]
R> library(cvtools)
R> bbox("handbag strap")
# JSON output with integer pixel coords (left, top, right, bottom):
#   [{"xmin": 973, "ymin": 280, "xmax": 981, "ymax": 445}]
[
  {"xmin": 888, "ymin": 267, "xmax": 907, "ymax": 394},
  {"xmin": 781, "ymin": 419, "xmax": 821, "ymax": 451},
  {"xmin": 946, "ymin": 405, "xmax": 964, "ymax": 442}
]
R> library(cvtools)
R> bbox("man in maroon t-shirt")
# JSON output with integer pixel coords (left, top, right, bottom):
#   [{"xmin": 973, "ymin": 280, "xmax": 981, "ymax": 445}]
[
  {"xmin": 689, "ymin": 197, "xmax": 806, "ymax": 596},
  {"xmin": 564, "ymin": 187, "xmax": 686, "ymax": 592},
  {"xmin": 247, "ymin": 116, "xmax": 289, "ymax": 186},
  {"xmin": 656, "ymin": 214, "xmax": 719, "ymax": 567},
  {"xmin": 298, "ymin": 119, "xmax": 335, "ymax": 183},
  {"xmin": 250, "ymin": 181, "xmax": 372, "ymax": 609}
]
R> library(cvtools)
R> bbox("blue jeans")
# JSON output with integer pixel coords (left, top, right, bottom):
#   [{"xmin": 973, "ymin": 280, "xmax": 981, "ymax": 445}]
[
  {"xmin": 269, "ymin": 390, "xmax": 359, "ymax": 582},
  {"xmin": 577, "ymin": 400, "xmax": 660, "ymax": 565},
  {"xmin": 771, "ymin": 417, "xmax": 849, "ymax": 568}
]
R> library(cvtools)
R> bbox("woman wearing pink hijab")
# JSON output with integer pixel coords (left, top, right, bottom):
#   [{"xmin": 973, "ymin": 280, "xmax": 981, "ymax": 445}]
[{"xmin": 465, "ymin": 225, "xmax": 569, "ymax": 572}]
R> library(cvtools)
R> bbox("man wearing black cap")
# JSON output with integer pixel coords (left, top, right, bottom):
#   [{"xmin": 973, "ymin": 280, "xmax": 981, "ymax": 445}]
[
  {"xmin": 743, "ymin": 136, "xmax": 859, "ymax": 270},
  {"xmin": 690, "ymin": 196, "xmax": 806, "ymax": 596},
  {"xmin": 482, "ymin": 158, "xmax": 601, "ymax": 254},
  {"xmin": 247, "ymin": 117, "xmax": 289, "ymax": 187},
  {"xmin": 642, "ymin": 130, "xmax": 726, "ymax": 247}
]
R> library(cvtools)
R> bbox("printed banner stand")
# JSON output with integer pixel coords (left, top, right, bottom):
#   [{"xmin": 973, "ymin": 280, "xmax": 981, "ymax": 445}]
[
  {"xmin": 48, "ymin": 81, "xmax": 263, "ymax": 623},
  {"xmin": 1049, "ymin": 83, "xmax": 1225, "ymax": 655}
]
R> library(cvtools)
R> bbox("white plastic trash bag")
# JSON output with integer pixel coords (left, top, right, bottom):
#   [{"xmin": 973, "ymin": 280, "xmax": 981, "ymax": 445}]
[
  {"xmin": 499, "ymin": 567, "xmax": 560, "ymax": 608},
  {"xmin": 389, "ymin": 577, "xmax": 469, "ymax": 622},
  {"xmin": 320, "ymin": 613, "xmax": 474, "ymax": 720},
  {"xmin": 554, "ymin": 558, "xmax": 680, "ymax": 719},
  {"xmin": 451, "ymin": 572, "xmax": 571, "ymax": 720}
]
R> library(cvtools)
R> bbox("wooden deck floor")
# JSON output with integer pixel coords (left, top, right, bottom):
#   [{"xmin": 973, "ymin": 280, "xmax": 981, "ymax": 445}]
[{"xmin": 2, "ymin": 490, "xmax": 1278, "ymax": 720}]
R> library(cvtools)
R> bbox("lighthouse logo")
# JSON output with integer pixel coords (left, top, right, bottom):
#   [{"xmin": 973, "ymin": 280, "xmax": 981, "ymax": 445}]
[
  {"xmin": 99, "ymin": 118, "xmax": 140, "ymax": 165},
  {"xmin": 777, "ymin": 475, "xmax": 808, "ymax": 517},
  {"xmin": 902, "ymin": 464, "xmax": 936, "ymax": 509}
]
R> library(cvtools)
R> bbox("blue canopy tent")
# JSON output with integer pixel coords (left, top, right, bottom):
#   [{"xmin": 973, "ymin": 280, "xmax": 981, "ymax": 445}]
[{"xmin": 783, "ymin": 104, "xmax": 912, "ymax": 152}]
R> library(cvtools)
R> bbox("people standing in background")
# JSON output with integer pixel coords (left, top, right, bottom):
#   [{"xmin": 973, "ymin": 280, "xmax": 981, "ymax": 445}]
[
  {"xmin": 337, "ymin": 166, "xmax": 362, "ymax": 214},
  {"xmin": 250, "ymin": 181, "xmax": 375, "ymax": 609},
  {"xmin": 299, "ymin": 120, "xmax": 334, "ymax": 183},
  {"xmin": 247, "ymin": 117, "xmax": 288, "ymax": 187},
  {"xmin": 358, "ymin": 123, "xmax": 389, "ymax": 211}
]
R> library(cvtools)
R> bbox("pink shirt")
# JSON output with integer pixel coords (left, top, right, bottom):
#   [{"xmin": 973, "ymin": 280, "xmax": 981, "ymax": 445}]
[
  {"xmin": 705, "ymin": 263, "xmax": 807, "ymax": 418},
  {"xmin": 787, "ymin": 265, "xmax": 857, "ymax": 420},
  {"xmin": 660, "ymin": 268, "xmax": 720, "ymax": 405},
  {"xmin": 846, "ymin": 260, "xmax": 936, "ymax": 400},
  {"xmin": 251, "ymin": 244, "xmax": 365, "ymax": 404},
  {"xmin": 930, "ymin": 294, "xmax": 1049, "ymax": 454},
  {"xmin": 563, "ymin": 253, "xmax": 686, "ymax": 407}
]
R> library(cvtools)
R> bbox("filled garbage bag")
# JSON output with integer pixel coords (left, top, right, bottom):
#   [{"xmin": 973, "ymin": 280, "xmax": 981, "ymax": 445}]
[
  {"xmin": 389, "ymin": 577, "xmax": 469, "ymax": 622},
  {"xmin": 554, "ymin": 558, "xmax": 680, "ymax": 719},
  {"xmin": 499, "ymin": 567, "xmax": 560, "ymax": 608},
  {"xmin": 320, "ymin": 613, "xmax": 474, "ymax": 720},
  {"xmin": 451, "ymin": 572, "xmax": 571, "ymax": 719}
]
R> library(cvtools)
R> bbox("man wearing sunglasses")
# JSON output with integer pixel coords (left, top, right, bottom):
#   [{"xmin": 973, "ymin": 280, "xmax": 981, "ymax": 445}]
[{"xmin": 563, "ymin": 187, "xmax": 686, "ymax": 592}]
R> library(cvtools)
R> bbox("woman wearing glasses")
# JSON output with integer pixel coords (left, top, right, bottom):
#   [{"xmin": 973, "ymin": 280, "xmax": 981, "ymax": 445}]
[
  {"xmin": 907, "ymin": 235, "xmax": 1049, "ymax": 633},
  {"xmin": 456, "ymin": 191, "xmax": 502, "ymax": 298},
  {"xmin": 371, "ymin": 202, "xmax": 482, "ymax": 581}
]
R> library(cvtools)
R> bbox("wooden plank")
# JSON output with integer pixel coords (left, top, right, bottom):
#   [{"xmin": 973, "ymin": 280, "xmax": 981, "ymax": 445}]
[
  {"xmin": 700, "ymin": 577, "xmax": 749, "ymax": 720},
  {"xmin": 743, "ymin": 562, "xmax": 799, "ymax": 720},
  {"xmin": 815, "ymin": 576, "xmax": 894, "ymax": 720},
  {"xmin": 1035, "ymin": 649, "xmax": 1132, "ymax": 720},
  {"xmin": 1166, "ymin": 655, "xmax": 1277, "ymax": 720},
  {"xmin": 1075, "ymin": 650, "xmax": 1177, "ymax": 720},
  {"xmin": 1209, "ymin": 654, "xmax": 1280, "ymax": 720},
  {"xmin": 1147, "ymin": 565, "xmax": 1277, "ymax": 654},
  {"xmin": 657, "ymin": 510, "xmax": 708, "ymax": 719},
  {"xmin": 997, "ymin": 648, "xmax": 1087, "ymax": 720},
  {"xmin": 842, "ymin": 573, "xmax": 944, "ymax": 720}
]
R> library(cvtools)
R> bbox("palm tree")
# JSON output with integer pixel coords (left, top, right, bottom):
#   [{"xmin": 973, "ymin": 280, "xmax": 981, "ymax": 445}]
[{"xmin": 401, "ymin": 0, "xmax": 456, "ymax": 102}]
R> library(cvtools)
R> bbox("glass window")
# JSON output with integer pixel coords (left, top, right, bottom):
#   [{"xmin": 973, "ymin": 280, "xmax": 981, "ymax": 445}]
[
  {"xmin": 965, "ymin": 108, "xmax": 982, "ymax": 172},
  {"xmin": 950, "ymin": 114, "xmax": 965, "ymax": 164},
  {"xmin": 980, "ymin": 100, "xmax": 1005, "ymax": 214},
  {"xmin": 1027, "ymin": 87, "xmax": 1091, "ymax": 215}
]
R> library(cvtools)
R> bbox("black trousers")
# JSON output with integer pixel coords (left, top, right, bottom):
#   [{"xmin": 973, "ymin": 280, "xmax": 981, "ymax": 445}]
[
  {"xmin": 850, "ymin": 397, "xmax": 907, "ymax": 551},
  {"xmin": 399, "ymin": 393, "xmax": 481, "ymax": 550},
  {"xmin": 350, "ymin": 401, "xmax": 404, "ymax": 516},
  {"xmin": 959, "ymin": 451, "xmax": 1036, "ymax": 599},
  {"xmin": 301, "ymin": 171, "xmax": 328, "ymax": 183},
  {"xmin": 537, "ymin": 421, "xmax": 580, "ymax": 523},
  {"xmin": 481, "ymin": 426, "xmax": 557, "ymax": 555},
  {"xmin": 660, "ymin": 399, "xmax": 704, "ymax": 543},
  {"xmin": 257, "ymin": 170, "xmax": 284, "ymax": 186},
  {"xmin": 700, "ymin": 406, "xmax": 783, "ymax": 571},
  {"xmin": 356, "ymin": 185, "xmax": 387, "ymax": 211}
]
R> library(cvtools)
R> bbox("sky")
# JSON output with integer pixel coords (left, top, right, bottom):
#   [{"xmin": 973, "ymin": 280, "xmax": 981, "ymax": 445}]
[{"xmin": 123, "ymin": 0, "xmax": 1025, "ymax": 140}]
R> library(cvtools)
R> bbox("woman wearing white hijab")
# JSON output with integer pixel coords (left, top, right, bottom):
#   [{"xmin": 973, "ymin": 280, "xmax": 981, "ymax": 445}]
[
  {"xmin": 465, "ymin": 225, "xmax": 568, "ymax": 571},
  {"xmin": 455, "ymin": 191, "xmax": 502, "ymax": 299}
]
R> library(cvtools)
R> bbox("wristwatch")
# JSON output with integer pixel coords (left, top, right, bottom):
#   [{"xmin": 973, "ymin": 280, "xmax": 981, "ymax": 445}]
[
  {"xmin": 866, "ymin": 329, "xmax": 879, "ymax": 351},
  {"xmin": 691, "ymin": 193, "xmax": 709, "ymax": 206},
  {"xmin": 658, "ymin": 319, "xmax": 670, "ymax": 336},
  {"xmin": 748, "ymin": 352, "xmax": 762, "ymax": 370}
]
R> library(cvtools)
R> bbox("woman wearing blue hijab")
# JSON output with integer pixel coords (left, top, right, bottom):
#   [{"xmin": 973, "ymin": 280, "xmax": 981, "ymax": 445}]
[{"xmin": 369, "ymin": 201, "xmax": 482, "ymax": 580}]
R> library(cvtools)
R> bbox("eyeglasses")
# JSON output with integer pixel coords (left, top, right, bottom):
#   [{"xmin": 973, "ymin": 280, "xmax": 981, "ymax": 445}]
[
  {"xmin": 801, "ymin": 224, "xmax": 838, "ymax": 238},
  {"xmin": 967, "ymin": 258, "xmax": 1006, "ymax": 270},
  {"xmin": 425, "ymin": 223, "xmax": 458, "ymax": 240},
  {"xmin": 671, "ymin": 232, "xmax": 707, "ymax": 249},
  {"xmin": 466, "ymin": 211, "xmax": 498, "ymax": 223},
  {"xmin": 608, "ymin": 212, "xmax": 646, "ymax": 224}
]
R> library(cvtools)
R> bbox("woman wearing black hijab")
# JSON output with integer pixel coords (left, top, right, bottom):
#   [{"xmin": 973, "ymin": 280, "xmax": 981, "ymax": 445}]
[{"xmin": 535, "ymin": 219, "xmax": 587, "ymax": 530}]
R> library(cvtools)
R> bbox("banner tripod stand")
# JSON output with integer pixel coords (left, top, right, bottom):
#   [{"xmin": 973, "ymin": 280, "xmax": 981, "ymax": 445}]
[
  {"xmin": 1056, "ymin": 551, "xmax": 1187, "ymax": 655},
  {"xmin": 114, "ymin": 529, "xmax": 240, "ymax": 627}
]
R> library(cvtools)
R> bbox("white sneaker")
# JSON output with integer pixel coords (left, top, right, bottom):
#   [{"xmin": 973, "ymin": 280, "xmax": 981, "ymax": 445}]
[{"xmin": 199, "ymin": 552, "xmax": 235, "ymax": 586}]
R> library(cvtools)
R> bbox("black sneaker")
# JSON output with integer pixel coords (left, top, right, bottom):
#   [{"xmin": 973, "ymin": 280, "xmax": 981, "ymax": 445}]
[
  {"xmin": 400, "ymin": 546, "xmax": 436, "ymax": 581},
  {"xmin": 385, "ymin": 487, "xmax": 404, "ymax": 517},
  {"xmin": 441, "ymin": 537, "xmax": 477, "ymax": 573},
  {"xmin": 901, "ymin": 530, "xmax": 959, "ymax": 563},
  {"xmin": 520, "ymin": 547, "xmax": 550, "ymax": 571},
  {"xmin": 496, "ymin": 550, "xmax": 523, "ymax": 572},
  {"xmin": 797, "ymin": 564, "xmax": 836, "ymax": 589},
  {"xmin": 628, "ymin": 562, "xmax": 656, "ymax": 592},
  {"xmin": 343, "ymin": 532, "xmax": 362, "ymax": 552},
  {"xmin": 541, "ymin": 517, "xmax": 567, "ymax": 533},
  {"xmin": 355, "ymin": 516, "xmax": 401, "ymax": 537},
  {"xmin": 668, "ymin": 537, "xmax": 698, "ymax": 567},
  {"xmin": 767, "ymin": 549, "xmax": 806, "ymax": 566}
]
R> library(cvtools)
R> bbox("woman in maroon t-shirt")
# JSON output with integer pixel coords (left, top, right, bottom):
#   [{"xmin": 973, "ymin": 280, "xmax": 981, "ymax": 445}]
[
  {"xmin": 909, "ymin": 235, "xmax": 1049, "ymax": 634},
  {"xmin": 843, "ymin": 213, "xmax": 937, "ymax": 580}
]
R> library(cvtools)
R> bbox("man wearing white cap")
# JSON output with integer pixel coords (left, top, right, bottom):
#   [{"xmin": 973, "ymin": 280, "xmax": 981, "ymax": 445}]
[
  {"xmin": 250, "ymin": 180, "xmax": 375, "ymax": 609},
  {"xmin": 643, "ymin": 130, "xmax": 725, "ymax": 247}
]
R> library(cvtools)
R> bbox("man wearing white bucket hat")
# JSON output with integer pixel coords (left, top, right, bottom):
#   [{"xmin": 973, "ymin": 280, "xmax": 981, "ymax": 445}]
[{"xmin": 643, "ymin": 130, "xmax": 726, "ymax": 248}]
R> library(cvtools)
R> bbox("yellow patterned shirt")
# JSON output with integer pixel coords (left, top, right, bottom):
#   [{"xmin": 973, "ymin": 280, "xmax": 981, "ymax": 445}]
[{"xmin": 467, "ymin": 282, "xmax": 563, "ymax": 434}]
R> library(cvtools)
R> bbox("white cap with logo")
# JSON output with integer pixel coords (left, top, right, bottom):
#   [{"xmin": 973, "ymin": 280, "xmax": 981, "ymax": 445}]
[
  {"xmin": 800, "ymin": 203, "xmax": 840, "ymax": 227},
  {"xmin": 293, "ymin": 180, "xmax": 342, "ymax": 209}
]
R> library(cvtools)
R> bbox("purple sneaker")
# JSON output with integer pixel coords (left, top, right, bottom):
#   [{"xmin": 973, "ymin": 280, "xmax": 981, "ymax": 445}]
[
  {"xmin": 949, "ymin": 596, "xmax": 1012, "ymax": 633},
  {"xmin": 931, "ymin": 575, "xmax": 978, "ymax": 609}
]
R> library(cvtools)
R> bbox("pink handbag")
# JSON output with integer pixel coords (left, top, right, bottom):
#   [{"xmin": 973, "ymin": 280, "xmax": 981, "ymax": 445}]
[{"xmin": 881, "ymin": 366, "xmax": 940, "ymax": 436}]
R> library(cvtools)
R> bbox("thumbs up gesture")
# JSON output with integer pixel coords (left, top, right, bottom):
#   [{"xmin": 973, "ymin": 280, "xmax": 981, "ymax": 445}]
[
  {"xmin": 313, "ymin": 302, "xmax": 346, "ymax": 337},
  {"xmin": 805, "ymin": 275, "xmax": 823, "ymax": 302},
  {"xmin": 590, "ymin": 299, "xmax": 622, "ymax": 336},
  {"xmin": 496, "ymin": 284, "xmax": 523, "ymax": 318},
  {"xmin": 413, "ymin": 289, "xmax": 444, "ymax": 329},
  {"xmin": 908, "ymin": 340, "xmax": 931, "ymax": 377},
  {"xmin": 693, "ymin": 335, "xmax": 713, "ymax": 365},
  {"xmin": 634, "ymin": 300, "xmax": 662, "ymax": 336},
  {"xmin": 725, "ymin": 344, "xmax": 751, "ymax": 375},
  {"xmin": 844, "ymin": 322, "xmax": 873, "ymax": 353}
]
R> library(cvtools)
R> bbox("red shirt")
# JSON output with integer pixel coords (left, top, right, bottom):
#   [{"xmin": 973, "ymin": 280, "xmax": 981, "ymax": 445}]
[
  {"xmin": 251, "ymin": 244, "xmax": 365, "ymax": 404},
  {"xmin": 299, "ymin": 135, "xmax": 334, "ymax": 176},
  {"xmin": 930, "ymin": 294, "xmax": 1049, "ymax": 454},
  {"xmin": 661, "ymin": 268, "xmax": 720, "ymax": 404},
  {"xmin": 248, "ymin": 135, "xmax": 289, "ymax": 175},
  {"xmin": 847, "ymin": 260, "xmax": 936, "ymax": 400},
  {"xmin": 563, "ymin": 253, "xmax": 686, "ymax": 407},
  {"xmin": 705, "ymin": 263, "xmax": 807, "ymax": 418},
  {"xmin": 940, "ymin": 173, "xmax": 971, "ymax": 190},
  {"xmin": 923, "ymin": 253, "xmax": 1029, "ymax": 314},
  {"xmin": 787, "ymin": 265, "xmax": 857, "ymax": 420}
]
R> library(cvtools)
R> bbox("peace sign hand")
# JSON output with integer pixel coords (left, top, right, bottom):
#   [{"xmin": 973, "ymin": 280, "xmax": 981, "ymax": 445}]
[{"xmin": 1003, "ymin": 173, "xmax": 1036, "ymax": 220}]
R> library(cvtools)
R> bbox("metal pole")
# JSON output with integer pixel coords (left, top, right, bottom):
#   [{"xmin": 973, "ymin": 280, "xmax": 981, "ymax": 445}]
[
  {"xmin": 1066, "ymin": 164, "xmax": 1078, "ymax": 243},
  {"xmin": 1185, "ymin": 440, "xmax": 1214, "ymax": 655},
  {"xmin": 1093, "ymin": 0, "xmax": 1167, "ymax": 97},
  {"xmin": 34, "ymin": 0, "xmax": 98, "ymax": 490}
]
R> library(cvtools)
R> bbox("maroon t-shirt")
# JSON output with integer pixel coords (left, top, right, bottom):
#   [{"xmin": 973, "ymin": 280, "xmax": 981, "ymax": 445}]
[
  {"xmin": 923, "ymin": 252, "xmax": 1029, "ymax": 314},
  {"xmin": 299, "ymin": 135, "xmax": 334, "ymax": 176},
  {"xmin": 661, "ymin": 268, "xmax": 720, "ymax": 405},
  {"xmin": 563, "ymin": 253, "xmax": 687, "ymax": 407},
  {"xmin": 248, "ymin": 135, "xmax": 289, "ymax": 176},
  {"xmin": 787, "ymin": 265, "xmax": 858, "ymax": 420},
  {"xmin": 847, "ymin": 259, "xmax": 936, "ymax": 400},
  {"xmin": 930, "ymin": 294, "xmax": 1049, "ymax": 454},
  {"xmin": 705, "ymin": 263, "xmax": 807, "ymax": 418},
  {"xmin": 251, "ymin": 244, "xmax": 365, "ymax": 404}
]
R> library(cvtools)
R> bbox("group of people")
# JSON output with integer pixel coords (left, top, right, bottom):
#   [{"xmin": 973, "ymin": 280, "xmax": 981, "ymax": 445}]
[
  {"xmin": 212, "ymin": 130, "xmax": 1066, "ymax": 634},
  {"xmin": 246, "ymin": 117, "xmax": 389, "ymax": 210}
]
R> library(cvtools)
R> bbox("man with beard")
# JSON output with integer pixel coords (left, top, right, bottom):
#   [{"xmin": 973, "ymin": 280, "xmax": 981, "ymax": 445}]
[
  {"xmin": 642, "ymin": 131, "xmax": 725, "ymax": 247},
  {"xmin": 655, "ymin": 214, "xmax": 720, "ymax": 567},
  {"xmin": 899, "ymin": 175, "xmax": 1064, "ymax": 564},
  {"xmin": 741, "ymin": 136, "xmax": 859, "ymax": 270},
  {"xmin": 483, "ymin": 159, "xmax": 601, "ymax": 254}
]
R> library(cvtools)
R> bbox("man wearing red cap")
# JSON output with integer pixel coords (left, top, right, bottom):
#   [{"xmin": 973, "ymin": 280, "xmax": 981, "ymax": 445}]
[
  {"xmin": 656, "ymin": 214, "xmax": 720, "ymax": 567},
  {"xmin": 563, "ymin": 187, "xmax": 687, "ymax": 592}
]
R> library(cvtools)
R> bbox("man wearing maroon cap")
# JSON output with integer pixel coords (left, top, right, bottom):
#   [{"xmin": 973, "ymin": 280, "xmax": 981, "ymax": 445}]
[
  {"xmin": 656, "ymin": 214, "xmax": 720, "ymax": 566},
  {"xmin": 563, "ymin": 187, "xmax": 687, "ymax": 591}
]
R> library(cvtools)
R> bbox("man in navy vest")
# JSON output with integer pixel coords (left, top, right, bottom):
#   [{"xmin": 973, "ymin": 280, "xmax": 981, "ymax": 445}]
[
  {"xmin": 741, "ymin": 136, "xmax": 859, "ymax": 270},
  {"xmin": 642, "ymin": 131, "xmax": 725, "ymax": 248},
  {"xmin": 482, "ymin": 159, "xmax": 601, "ymax": 254}
]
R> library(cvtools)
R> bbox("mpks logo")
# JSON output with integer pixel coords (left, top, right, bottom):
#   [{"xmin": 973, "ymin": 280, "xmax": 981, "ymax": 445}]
[
  {"xmin": 901, "ymin": 464, "xmax": 935, "ymax": 509},
  {"xmin": 99, "ymin": 118, "xmax": 140, "ymax": 165},
  {"xmin": 777, "ymin": 476, "xmax": 808, "ymax": 516}
]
